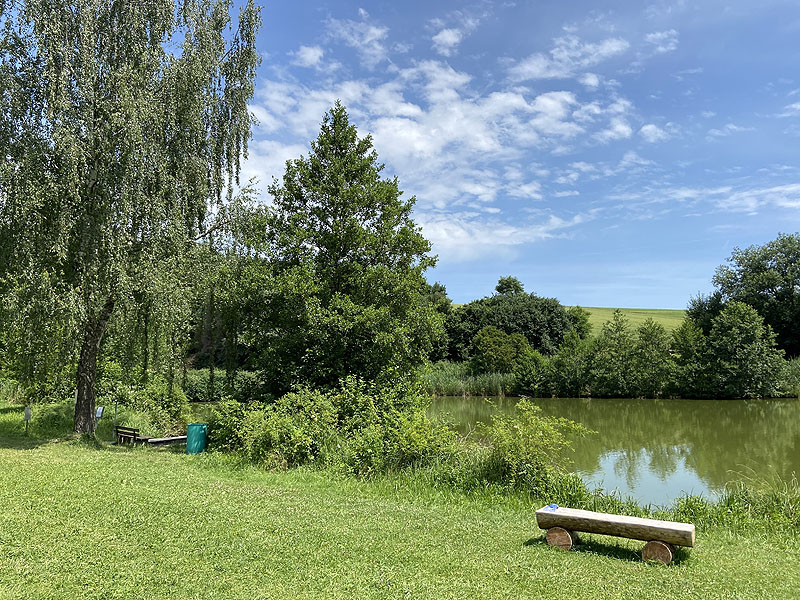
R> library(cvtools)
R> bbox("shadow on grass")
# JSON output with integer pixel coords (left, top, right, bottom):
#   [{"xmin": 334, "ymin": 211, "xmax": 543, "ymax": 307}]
[
  {"xmin": 523, "ymin": 534, "xmax": 690, "ymax": 565},
  {"xmin": 0, "ymin": 433, "xmax": 60, "ymax": 450}
]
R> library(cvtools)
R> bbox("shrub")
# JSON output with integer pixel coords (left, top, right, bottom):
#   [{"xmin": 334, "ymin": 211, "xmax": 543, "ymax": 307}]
[
  {"xmin": 469, "ymin": 326, "xmax": 532, "ymax": 375},
  {"xmin": 512, "ymin": 350, "xmax": 548, "ymax": 397},
  {"xmin": 779, "ymin": 358, "xmax": 800, "ymax": 398},
  {"xmin": 237, "ymin": 390, "xmax": 337, "ymax": 468},
  {"xmin": 445, "ymin": 287, "xmax": 577, "ymax": 361},
  {"xmin": 474, "ymin": 399, "xmax": 589, "ymax": 496},
  {"xmin": 210, "ymin": 376, "xmax": 455, "ymax": 475},
  {"xmin": 128, "ymin": 378, "xmax": 189, "ymax": 434},
  {"xmin": 28, "ymin": 401, "xmax": 74, "ymax": 438},
  {"xmin": 546, "ymin": 331, "xmax": 594, "ymax": 398},
  {"xmin": 19, "ymin": 373, "xmax": 74, "ymax": 405},
  {"xmin": 0, "ymin": 377, "xmax": 21, "ymax": 404}
]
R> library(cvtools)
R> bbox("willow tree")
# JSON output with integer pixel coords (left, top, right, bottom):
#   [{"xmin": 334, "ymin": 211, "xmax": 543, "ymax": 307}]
[{"xmin": 0, "ymin": 0, "xmax": 260, "ymax": 433}]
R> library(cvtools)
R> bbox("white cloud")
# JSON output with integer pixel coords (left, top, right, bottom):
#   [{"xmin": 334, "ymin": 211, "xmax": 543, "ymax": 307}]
[
  {"xmin": 247, "ymin": 53, "xmax": 646, "ymax": 230},
  {"xmin": 639, "ymin": 123, "xmax": 669, "ymax": 142},
  {"xmin": 594, "ymin": 117, "xmax": 633, "ymax": 142},
  {"xmin": 429, "ymin": 11, "xmax": 482, "ymax": 57},
  {"xmin": 707, "ymin": 123, "xmax": 755, "ymax": 138},
  {"xmin": 716, "ymin": 183, "xmax": 800, "ymax": 212},
  {"xmin": 605, "ymin": 182, "xmax": 800, "ymax": 216},
  {"xmin": 291, "ymin": 45, "xmax": 324, "ymax": 68},
  {"xmin": 509, "ymin": 35, "xmax": 629, "ymax": 81},
  {"xmin": 579, "ymin": 73, "xmax": 600, "ymax": 89},
  {"xmin": 432, "ymin": 28, "xmax": 463, "ymax": 56},
  {"xmin": 508, "ymin": 181, "xmax": 543, "ymax": 200},
  {"xmin": 776, "ymin": 102, "xmax": 800, "ymax": 117},
  {"xmin": 618, "ymin": 151, "xmax": 653, "ymax": 169},
  {"xmin": 327, "ymin": 11, "xmax": 389, "ymax": 69},
  {"xmin": 645, "ymin": 30, "xmax": 679, "ymax": 54},
  {"xmin": 239, "ymin": 139, "xmax": 310, "ymax": 196},
  {"xmin": 418, "ymin": 212, "xmax": 586, "ymax": 262},
  {"xmin": 249, "ymin": 104, "xmax": 281, "ymax": 133}
]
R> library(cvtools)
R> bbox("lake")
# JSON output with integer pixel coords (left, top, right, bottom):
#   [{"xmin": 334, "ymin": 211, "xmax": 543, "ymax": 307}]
[{"xmin": 430, "ymin": 396, "xmax": 800, "ymax": 507}]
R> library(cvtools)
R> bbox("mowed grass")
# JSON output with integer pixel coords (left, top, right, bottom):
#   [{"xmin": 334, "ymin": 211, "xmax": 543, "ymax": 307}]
[
  {"xmin": 1, "ymin": 405, "xmax": 799, "ymax": 599},
  {"xmin": 577, "ymin": 306, "xmax": 686, "ymax": 335}
]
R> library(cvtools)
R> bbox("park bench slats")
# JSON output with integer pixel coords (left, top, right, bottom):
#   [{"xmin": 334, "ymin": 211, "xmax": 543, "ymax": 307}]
[{"xmin": 114, "ymin": 426, "xmax": 150, "ymax": 445}]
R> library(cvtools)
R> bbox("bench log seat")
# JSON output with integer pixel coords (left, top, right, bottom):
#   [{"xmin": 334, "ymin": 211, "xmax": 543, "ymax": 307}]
[
  {"xmin": 536, "ymin": 504, "xmax": 695, "ymax": 564},
  {"xmin": 146, "ymin": 435, "xmax": 188, "ymax": 446}
]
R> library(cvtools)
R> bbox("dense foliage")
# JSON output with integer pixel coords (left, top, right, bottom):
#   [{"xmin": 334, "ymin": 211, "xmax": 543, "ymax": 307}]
[
  {"xmin": 445, "ymin": 278, "xmax": 582, "ymax": 361},
  {"xmin": 469, "ymin": 326, "xmax": 533, "ymax": 374},
  {"xmin": 689, "ymin": 233, "xmax": 800, "ymax": 358}
]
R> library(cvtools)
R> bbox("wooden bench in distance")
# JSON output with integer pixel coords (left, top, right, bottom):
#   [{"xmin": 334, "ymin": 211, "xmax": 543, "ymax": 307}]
[
  {"xmin": 535, "ymin": 504, "xmax": 695, "ymax": 564},
  {"xmin": 114, "ymin": 426, "xmax": 150, "ymax": 445}
]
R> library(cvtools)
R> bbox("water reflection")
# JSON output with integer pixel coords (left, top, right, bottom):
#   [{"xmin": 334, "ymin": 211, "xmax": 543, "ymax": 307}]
[{"xmin": 430, "ymin": 396, "xmax": 800, "ymax": 506}]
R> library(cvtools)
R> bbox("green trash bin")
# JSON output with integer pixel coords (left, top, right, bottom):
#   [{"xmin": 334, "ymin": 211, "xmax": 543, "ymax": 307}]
[{"xmin": 186, "ymin": 422, "xmax": 208, "ymax": 454}]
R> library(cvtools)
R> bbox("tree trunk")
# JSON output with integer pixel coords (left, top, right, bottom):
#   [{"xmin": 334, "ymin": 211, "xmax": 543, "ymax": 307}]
[
  {"xmin": 142, "ymin": 307, "xmax": 150, "ymax": 384},
  {"xmin": 74, "ymin": 297, "xmax": 116, "ymax": 434}
]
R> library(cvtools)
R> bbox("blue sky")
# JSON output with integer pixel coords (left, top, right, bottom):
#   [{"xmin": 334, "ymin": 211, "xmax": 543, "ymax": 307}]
[{"xmin": 241, "ymin": 0, "xmax": 800, "ymax": 308}]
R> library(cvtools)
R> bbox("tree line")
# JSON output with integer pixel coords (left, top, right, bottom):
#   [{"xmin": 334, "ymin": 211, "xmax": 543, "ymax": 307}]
[{"xmin": 2, "ymin": 1, "xmax": 798, "ymax": 438}]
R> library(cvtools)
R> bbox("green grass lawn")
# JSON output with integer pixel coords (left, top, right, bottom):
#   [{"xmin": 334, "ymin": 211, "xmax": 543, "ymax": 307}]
[
  {"xmin": 577, "ymin": 306, "xmax": 687, "ymax": 334},
  {"xmin": 1, "ymin": 404, "xmax": 798, "ymax": 599}
]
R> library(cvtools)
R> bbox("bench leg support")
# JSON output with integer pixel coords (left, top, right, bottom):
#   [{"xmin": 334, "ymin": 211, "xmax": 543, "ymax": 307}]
[
  {"xmin": 545, "ymin": 527, "xmax": 579, "ymax": 550},
  {"xmin": 642, "ymin": 540, "xmax": 675, "ymax": 564}
]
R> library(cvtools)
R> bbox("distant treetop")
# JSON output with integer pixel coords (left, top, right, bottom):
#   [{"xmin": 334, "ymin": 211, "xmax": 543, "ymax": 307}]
[{"xmin": 495, "ymin": 276, "xmax": 525, "ymax": 296}]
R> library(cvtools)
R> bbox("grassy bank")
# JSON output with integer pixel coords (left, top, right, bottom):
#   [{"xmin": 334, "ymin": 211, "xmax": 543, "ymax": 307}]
[
  {"xmin": 577, "ymin": 306, "xmax": 686, "ymax": 334},
  {"xmin": 1, "ymin": 403, "xmax": 799, "ymax": 599}
]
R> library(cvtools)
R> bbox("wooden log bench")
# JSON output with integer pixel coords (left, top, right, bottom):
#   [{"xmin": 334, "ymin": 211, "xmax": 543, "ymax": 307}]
[
  {"xmin": 535, "ymin": 504, "xmax": 695, "ymax": 564},
  {"xmin": 114, "ymin": 426, "xmax": 150, "ymax": 445},
  {"xmin": 146, "ymin": 435, "xmax": 188, "ymax": 447}
]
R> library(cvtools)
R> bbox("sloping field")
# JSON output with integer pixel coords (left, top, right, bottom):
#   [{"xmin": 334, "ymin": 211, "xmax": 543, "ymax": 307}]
[{"xmin": 577, "ymin": 306, "xmax": 686, "ymax": 334}]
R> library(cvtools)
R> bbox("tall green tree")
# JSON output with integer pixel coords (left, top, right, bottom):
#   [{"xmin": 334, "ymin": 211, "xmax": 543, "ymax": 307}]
[
  {"xmin": 591, "ymin": 310, "xmax": 635, "ymax": 397},
  {"xmin": 546, "ymin": 330, "xmax": 594, "ymax": 398},
  {"xmin": 706, "ymin": 302, "xmax": 785, "ymax": 398},
  {"xmin": 0, "ymin": 0, "xmax": 261, "ymax": 433},
  {"xmin": 255, "ymin": 103, "xmax": 443, "ymax": 394},
  {"xmin": 631, "ymin": 318, "xmax": 672, "ymax": 398},
  {"xmin": 670, "ymin": 319, "xmax": 709, "ymax": 398},
  {"xmin": 712, "ymin": 233, "xmax": 800, "ymax": 357}
]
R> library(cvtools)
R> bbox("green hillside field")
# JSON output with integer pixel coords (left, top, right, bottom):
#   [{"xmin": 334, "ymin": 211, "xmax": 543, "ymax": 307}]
[{"xmin": 575, "ymin": 307, "xmax": 686, "ymax": 335}]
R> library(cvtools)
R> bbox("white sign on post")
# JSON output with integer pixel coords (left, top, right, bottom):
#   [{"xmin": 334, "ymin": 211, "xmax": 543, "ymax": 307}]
[{"xmin": 24, "ymin": 406, "xmax": 31, "ymax": 421}]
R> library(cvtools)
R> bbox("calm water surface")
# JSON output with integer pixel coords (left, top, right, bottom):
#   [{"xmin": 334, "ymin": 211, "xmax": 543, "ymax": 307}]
[{"xmin": 430, "ymin": 396, "xmax": 800, "ymax": 506}]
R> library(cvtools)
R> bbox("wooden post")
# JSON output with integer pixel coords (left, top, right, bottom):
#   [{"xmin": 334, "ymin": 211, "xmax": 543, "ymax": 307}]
[
  {"xmin": 642, "ymin": 540, "xmax": 675, "ymax": 564},
  {"xmin": 545, "ymin": 527, "xmax": 579, "ymax": 550}
]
